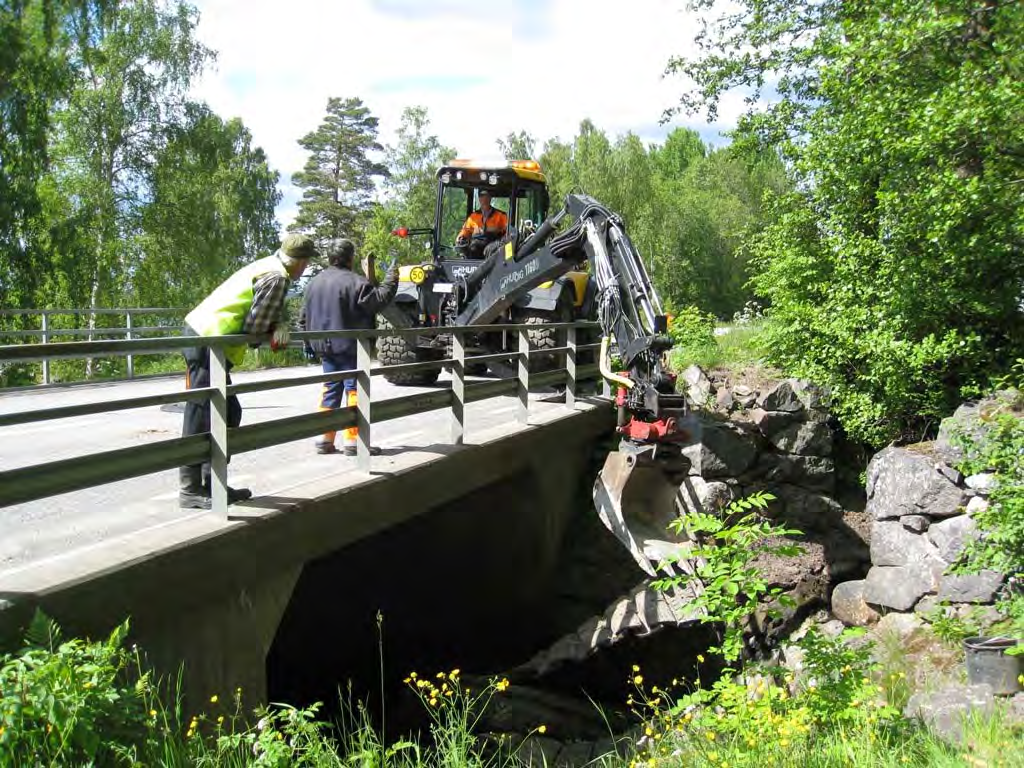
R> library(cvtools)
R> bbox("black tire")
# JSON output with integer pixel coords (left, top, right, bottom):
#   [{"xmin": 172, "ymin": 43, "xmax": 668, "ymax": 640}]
[
  {"xmin": 376, "ymin": 315, "xmax": 441, "ymax": 386},
  {"xmin": 518, "ymin": 293, "xmax": 573, "ymax": 373},
  {"xmin": 445, "ymin": 334, "xmax": 489, "ymax": 376}
]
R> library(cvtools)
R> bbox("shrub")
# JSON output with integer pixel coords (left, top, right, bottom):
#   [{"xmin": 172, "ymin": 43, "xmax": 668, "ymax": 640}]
[
  {"xmin": 0, "ymin": 613, "xmax": 163, "ymax": 766},
  {"xmin": 651, "ymin": 491, "xmax": 803, "ymax": 662}
]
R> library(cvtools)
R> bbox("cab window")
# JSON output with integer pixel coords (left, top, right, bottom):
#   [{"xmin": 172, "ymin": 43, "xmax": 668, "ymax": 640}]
[{"xmin": 514, "ymin": 185, "xmax": 546, "ymax": 232}]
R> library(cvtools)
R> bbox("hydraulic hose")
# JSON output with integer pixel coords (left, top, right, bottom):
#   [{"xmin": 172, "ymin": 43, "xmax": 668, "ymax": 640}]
[{"xmin": 599, "ymin": 335, "xmax": 634, "ymax": 390}]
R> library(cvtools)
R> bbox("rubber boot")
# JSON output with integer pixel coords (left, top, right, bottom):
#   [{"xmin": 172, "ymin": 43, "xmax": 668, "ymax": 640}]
[
  {"xmin": 179, "ymin": 465, "xmax": 211, "ymax": 510},
  {"xmin": 316, "ymin": 405, "xmax": 337, "ymax": 454},
  {"xmin": 342, "ymin": 389, "xmax": 380, "ymax": 456}
]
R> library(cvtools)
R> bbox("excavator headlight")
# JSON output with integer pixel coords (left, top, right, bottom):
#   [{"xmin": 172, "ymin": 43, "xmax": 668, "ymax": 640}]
[{"xmin": 409, "ymin": 266, "xmax": 427, "ymax": 285}]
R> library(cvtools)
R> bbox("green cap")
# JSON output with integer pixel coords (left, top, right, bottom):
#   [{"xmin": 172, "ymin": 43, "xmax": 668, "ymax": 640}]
[{"xmin": 281, "ymin": 234, "xmax": 319, "ymax": 262}]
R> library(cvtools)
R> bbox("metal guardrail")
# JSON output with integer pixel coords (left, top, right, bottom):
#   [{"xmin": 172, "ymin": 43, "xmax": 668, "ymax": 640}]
[
  {"xmin": 0, "ymin": 308, "xmax": 186, "ymax": 383},
  {"xmin": 0, "ymin": 322, "xmax": 603, "ymax": 514}
]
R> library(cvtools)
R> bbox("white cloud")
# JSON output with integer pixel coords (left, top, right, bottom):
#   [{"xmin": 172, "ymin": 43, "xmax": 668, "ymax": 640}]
[{"xmin": 189, "ymin": 0, "xmax": 739, "ymax": 232}]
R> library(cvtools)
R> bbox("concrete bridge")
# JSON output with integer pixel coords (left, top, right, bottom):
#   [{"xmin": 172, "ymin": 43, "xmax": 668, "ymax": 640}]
[{"xmin": 0, "ymin": 322, "xmax": 615, "ymax": 707}]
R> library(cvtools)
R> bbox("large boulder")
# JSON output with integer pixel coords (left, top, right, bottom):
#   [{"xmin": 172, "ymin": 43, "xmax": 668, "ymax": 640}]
[
  {"xmin": 764, "ymin": 419, "xmax": 834, "ymax": 457},
  {"xmin": 677, "ymin": 476, "xmax": 736, "ymax": 516},
  {"xmin": 831, "ymin": 580, "xmax": 881, "ymax": 627},
  {"xmin": 756, "ymin": 380, "xmax": 806, "ymax": 413},
  {"xmin": 681, "ymin": 365, "xmax": 715, "ymax": 408},
  {"xmin": 905, "ymin": 685, "xmax": 996, "ymax": 744},
  {"xmin": 865, "ymin": 447, "xmax": 968, "ymax": 520},
  {"xmin": 935, "ymin": 389, "xmax": 1022, "ymax": 464},
  {"xmin": 756, "ymin": 378, "xmax": 831, "ymax": 416},
  {"xmin": 938, "ymin": 570, "xmax": 1005, "ymax": 604},
  {"xmin": 870, "ymin": 521, "xmax": 945, "ymax": 571},
  {"xmin": 743, "ymin": 453, "xmax": 835, "ymax": 494},
  {"xmin": 927, "ymin": 515, "xmax": 979, "ymax": 564},
  {"xmin": 682, "ymin": 419, "xmax": 759, "ymax": 478},
  {"xmin": 863, "ymin": 565, "xmax": 933, "ymax": 611},
  {"xmin": 750, "ymin": 407, "xmax": 802, "ymax": 436}
]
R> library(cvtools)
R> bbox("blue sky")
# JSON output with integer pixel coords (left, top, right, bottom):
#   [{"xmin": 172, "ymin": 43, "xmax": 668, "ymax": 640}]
[{"xmin": 190, "ymin": 0, "xmax": 744, "ymax": 231}]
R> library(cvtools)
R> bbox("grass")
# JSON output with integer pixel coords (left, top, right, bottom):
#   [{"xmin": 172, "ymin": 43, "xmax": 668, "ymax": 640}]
[
  {"xmin": 5, "ymin": 611, "xmax": 1022, "ymax": 768},
  {"xmin": 667, "ymin": 319, "xmax": 783, "ymax": 391}
]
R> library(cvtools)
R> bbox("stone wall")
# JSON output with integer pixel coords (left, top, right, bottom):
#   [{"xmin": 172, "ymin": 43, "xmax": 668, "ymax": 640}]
[
  {"xmin": 681, "ymin": 368, "xmax": 871, "ymax": 629},
  {"xmin": 830, "ymin": 393, "xmax": 1015, "ymax": 626}
]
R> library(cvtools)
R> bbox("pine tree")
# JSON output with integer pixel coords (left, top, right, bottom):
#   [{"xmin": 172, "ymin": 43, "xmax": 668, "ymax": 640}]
[{"xmin": 290, "ymin": 97, "xmax": 387, "ymax": 244}]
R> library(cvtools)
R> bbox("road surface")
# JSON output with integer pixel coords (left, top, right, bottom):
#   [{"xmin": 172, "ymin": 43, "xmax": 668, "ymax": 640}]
[{"xmin": 0, "ymin": 365, "xmax": 575, "ymax": 576}]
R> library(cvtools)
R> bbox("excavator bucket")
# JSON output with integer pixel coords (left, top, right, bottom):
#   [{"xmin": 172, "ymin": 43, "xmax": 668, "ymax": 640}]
[{"xmin": 593, "ymin": 419, "xmax": 702, "ymax": 577}]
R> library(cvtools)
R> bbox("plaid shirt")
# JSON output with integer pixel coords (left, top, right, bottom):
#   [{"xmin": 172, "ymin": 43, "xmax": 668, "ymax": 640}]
[{"xmin": 242, "ymin": 271, "xmax": 289, "ymax": 334}]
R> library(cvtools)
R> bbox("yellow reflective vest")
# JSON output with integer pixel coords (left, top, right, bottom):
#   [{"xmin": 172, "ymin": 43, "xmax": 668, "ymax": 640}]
[{"xmin": 185, "ymin": 254, "xmax": 289, "ymax": 366}]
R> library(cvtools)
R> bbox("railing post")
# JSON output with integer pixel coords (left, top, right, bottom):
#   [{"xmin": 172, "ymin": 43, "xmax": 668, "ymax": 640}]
[
  {"xmin": 451, "ymin": 328, "xmax": 465, "ymax": 445},
  {"xmin": 565, "ymin": 324, "xmax": 577, "ymax": 410},
  {"xmin": 41, "ymin": 311, "xmax": 50, "ymax": 385},
  {"xmin": 356, "ymin": 334, "xmax": 372, "ymax": 472},
  {"xmin": 517, "ymin": 326, "xmax": 530, "ymax": 424},
  {"xmin": 125, "ymin": 310, "xmax": 134, "ymax": 380},
  {"xmin": 209, "ymin": 344, "xmax": 229, "ymax": 517}
]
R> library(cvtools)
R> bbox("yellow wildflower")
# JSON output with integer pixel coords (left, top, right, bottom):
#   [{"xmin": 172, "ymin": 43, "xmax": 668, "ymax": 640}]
[
  {"xmin": 210, "ymin": 694, "xmax": 219, "ymax": 704},
  {"xmin": 429, "ymin": 697, "xmax": 437, "ymax": 706},
  {"xmin": 410, "ymin": 672, "xmax": 417, "ymax": 679},
  {"xmin": 450, "ymin": 668, "xmax": 460, "ymax": 678},
  {"xmin": 646, "ymin": 727, "xmax": 654, "ymax": 736},
  {"xmin": 496, "ymin": 678, "xmax": 510, "ymax": 692},
  {"xmin": 706, "ymin": 731, "xmax": 716, "ymax": 741},
  {"xmin": 634, "ymin": 675, "xmax": 644, "ymax": 685},
  {"xmin": 697, "ymin": 654, "xmax": 705, "ymax": 663},
  {"xmin": 149, "ymin": 709, "xmax": 157, "ymax": 717},
  {"xmin": 632, "ymin": 664, "xmax": 641, "ymax": 672},
  {"xmin": 780, "ymin": 738, "xmax": 790, "ymax": 747},
  {"xmin": 217, "ymin": 716, "xmax": 224, "ymax": 725},
  {"xmin": 537, "ymin": 724, "xmax": 547, "ymax": 734}
]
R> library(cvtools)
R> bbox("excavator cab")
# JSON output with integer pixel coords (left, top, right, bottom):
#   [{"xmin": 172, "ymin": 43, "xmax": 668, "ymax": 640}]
[{"xmin": 435, "ymin": 160, "xmax": 549, "ymax": 259}]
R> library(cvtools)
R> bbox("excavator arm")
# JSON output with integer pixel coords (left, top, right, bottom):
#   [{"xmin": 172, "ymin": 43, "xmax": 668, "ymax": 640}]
[{"xmin": 456, "ymin": 194, "xmax": 699, "ymax": 575}]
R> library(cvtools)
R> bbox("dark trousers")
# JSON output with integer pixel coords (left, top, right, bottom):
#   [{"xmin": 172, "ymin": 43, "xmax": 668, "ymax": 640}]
[
  {"xmin": 319, "ymin": 351, "xmax": 357, "ymax": 409},
  {"xmin": 319, "ymin": 351, "xmax": 357, "ymax": 445},
  {"xmin": 180, "ymin": 344, "xmax": 242, "ymax": 490}
]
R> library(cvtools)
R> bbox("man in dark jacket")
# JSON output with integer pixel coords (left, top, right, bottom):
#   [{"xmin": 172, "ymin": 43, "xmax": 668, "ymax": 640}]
[{"xmin": 300, "ymin": 238, "xmax": 398, "ymax": 455}]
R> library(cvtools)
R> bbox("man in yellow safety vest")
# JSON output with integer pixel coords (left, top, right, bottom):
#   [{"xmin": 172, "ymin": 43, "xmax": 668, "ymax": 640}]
[{"xmin": 178, "ymin": 234, "xmax": 318, "ymax": 509}]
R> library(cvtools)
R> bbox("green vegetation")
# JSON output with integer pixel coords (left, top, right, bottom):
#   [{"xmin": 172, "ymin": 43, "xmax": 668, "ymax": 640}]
[
  {"xmin": 4, "ymin": 611, "xmax": 1021, "ymax": 768},
  {"xmin": 290, "ymin": 97, "xmax": 388, "ymax": 250},
  {"xmin": 669, "ymin": 0, "xmax": 1024, "ymax": 446},
  {"xmin": 651, "ymin": 491, "xmax": 801, "ymax": 662},
  {"xmin": 948, "ymin": 367, "xmax": 1024, "ymax": 647}
]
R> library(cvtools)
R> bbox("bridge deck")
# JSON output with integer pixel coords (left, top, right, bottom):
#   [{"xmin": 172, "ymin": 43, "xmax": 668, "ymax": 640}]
[{"xmin": 0, "ymin": 366, "xmax": 594, "ymax": 587}]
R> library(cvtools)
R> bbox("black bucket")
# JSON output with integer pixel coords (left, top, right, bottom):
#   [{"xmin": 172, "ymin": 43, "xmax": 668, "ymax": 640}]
[{"xmin": 963, "ymin": 636, "xmax": 1023, "ymax": 696}]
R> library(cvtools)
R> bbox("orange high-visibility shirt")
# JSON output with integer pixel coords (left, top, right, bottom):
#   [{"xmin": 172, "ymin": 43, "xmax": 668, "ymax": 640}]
[{"xmin": 459, "ymin": 208, "xmax": 508, "ymax": 241}]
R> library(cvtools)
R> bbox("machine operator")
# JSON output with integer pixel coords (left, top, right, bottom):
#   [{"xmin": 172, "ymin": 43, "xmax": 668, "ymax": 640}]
[{"xmin": 456, "ymin": 189, "xmax": 507, "ymax": 257}]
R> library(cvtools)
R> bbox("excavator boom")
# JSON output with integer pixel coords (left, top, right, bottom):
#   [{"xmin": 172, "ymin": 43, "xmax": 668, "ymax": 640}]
[{"xmin": 454, "ymin": 193, "xmax": 699, "ymax": 574}]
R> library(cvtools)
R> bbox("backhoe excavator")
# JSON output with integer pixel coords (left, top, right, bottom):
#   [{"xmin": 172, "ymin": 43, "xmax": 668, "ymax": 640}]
[{"xmin": 379, "ymin": 161, "xmax": 699, "ymax": 576}]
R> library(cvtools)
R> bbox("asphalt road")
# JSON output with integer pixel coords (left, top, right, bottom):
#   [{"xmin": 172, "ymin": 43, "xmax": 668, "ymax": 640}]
[{"xmin": 0, "ymin": 364, "xmax": 560, "ymax": 574}]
